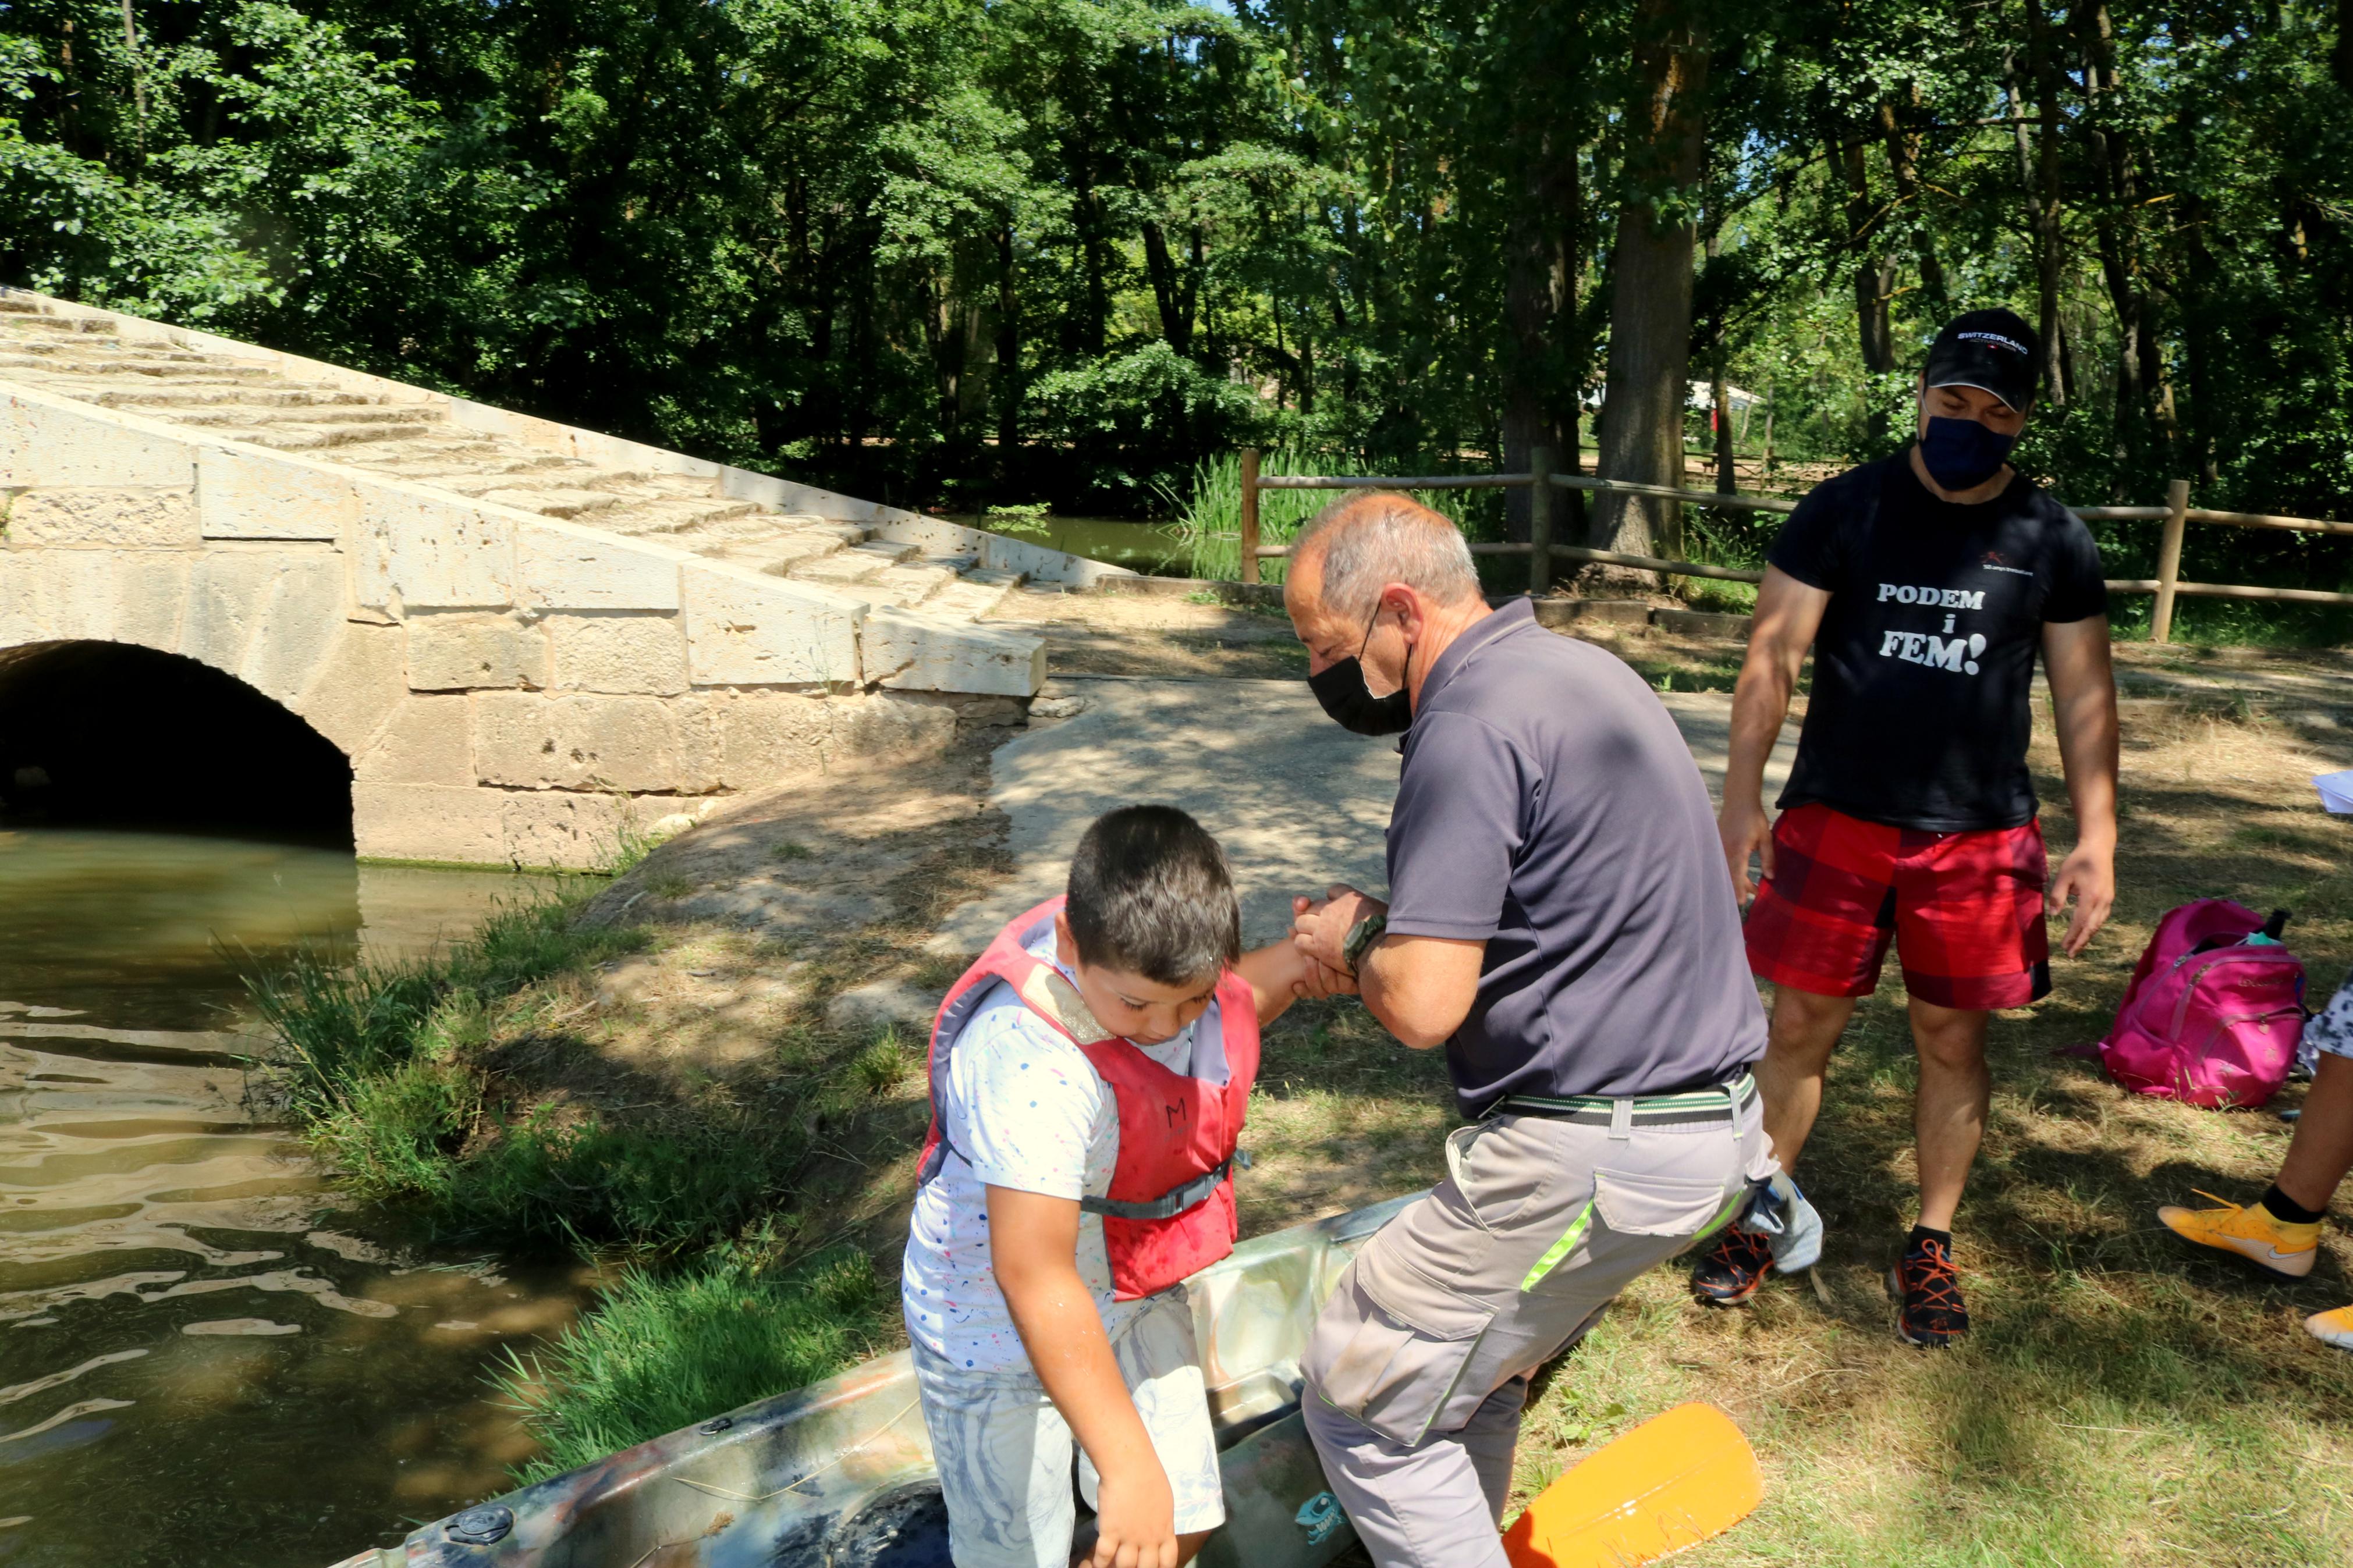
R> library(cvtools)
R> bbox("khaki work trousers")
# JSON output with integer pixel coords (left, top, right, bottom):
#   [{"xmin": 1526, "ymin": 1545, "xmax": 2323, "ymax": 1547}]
[{"xmin": 1300, "ymin": 1087, "xmax": 1772, "ymax": 1568}]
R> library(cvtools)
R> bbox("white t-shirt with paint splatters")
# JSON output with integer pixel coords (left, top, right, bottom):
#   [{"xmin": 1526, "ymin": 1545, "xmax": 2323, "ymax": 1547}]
[{"xmin": 901, "ymin": 931, "xmax": 1199, "ymax": 1374}]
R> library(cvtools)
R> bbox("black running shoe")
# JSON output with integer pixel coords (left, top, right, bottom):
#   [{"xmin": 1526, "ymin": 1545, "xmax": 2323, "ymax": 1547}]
[
  {"xmin": 1887, "ymin": 1235, "xmax": 1971, "ymax": 1347},
  {"xmin": 1690, "ymin": 1221, "xmax": 1775, "ymax": 1306}
]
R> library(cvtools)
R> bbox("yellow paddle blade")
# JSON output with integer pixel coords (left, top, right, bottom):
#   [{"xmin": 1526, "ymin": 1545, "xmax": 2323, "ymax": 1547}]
[{"xmin": 1500, "ymin": 1402, "xmax": 1762, "ymax": 1568}]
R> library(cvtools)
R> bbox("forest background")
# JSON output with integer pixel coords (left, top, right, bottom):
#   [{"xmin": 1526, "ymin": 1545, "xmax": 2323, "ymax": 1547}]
[{"xmin": 6, "ymin": 0, "xmax": 2353, "ymax": 606}]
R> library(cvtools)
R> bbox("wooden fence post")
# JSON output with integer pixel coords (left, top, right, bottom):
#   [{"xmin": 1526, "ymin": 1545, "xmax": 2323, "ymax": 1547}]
[
  {"xmin": 2153, "ymin": 477, "xmax": 2190, "ymax": 643},
  {"xmin": 1527, "ymin": 446, "xmax": 1555, "ymax": 596},
  {"xmin": 1239, "ymin": 447, "xmax": 1261, "ymax": 585}
]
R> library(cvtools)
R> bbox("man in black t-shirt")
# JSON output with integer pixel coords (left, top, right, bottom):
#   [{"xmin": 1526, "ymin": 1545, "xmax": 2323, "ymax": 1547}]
[{"xmin": 1689, "ymin": 308, "xmax": 2120, "ymax": 1347}]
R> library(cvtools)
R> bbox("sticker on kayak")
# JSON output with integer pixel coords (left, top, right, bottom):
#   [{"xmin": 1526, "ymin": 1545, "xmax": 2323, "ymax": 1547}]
[{"xmin": 1296, "ymin": 1492, "xmax": 1344, "ymax": 1546}]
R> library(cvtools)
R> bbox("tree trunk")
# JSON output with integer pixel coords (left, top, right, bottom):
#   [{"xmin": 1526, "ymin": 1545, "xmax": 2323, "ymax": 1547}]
[
  {"xmin": 1140, "ymin": 221, "xmax": 1195, "ymax": 357},
  {"xmin": 1877, "ymin": 88, "xmax": 1947, "ymax": 311},
  {"xmin": 1834, "ymin": 132, "xmax": 1895, "ymax": 443},
  {"xmin": 1592, "ymin": 0, "xmax": 1710, "ymax": 563},
  {"xmin": 2081, "ymin": 1, "xmax": 2178, "ymax": 469},
  {"xmin": 995, "ymin": 227, "xmax": 1021, "ymax": 461},
  {"xmin": 1502, "ymin": 127, "xmax": 1578, "ymax": 545},
  {"xmin": 2027, "ymin": 2, "xmax": 2070, "ymax": 407}
]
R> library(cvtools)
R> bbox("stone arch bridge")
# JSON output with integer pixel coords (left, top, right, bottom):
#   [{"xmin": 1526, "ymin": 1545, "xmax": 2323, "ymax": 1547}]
[{"xmin": 0, "ymin": 287, "xmax": 1132, "ymax": 867}]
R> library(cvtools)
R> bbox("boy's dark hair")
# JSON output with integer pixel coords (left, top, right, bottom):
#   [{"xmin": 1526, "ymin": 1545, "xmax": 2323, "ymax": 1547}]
[{"xmin": 1065, "ymin": 805, "xmax": 1241, "ymax": 986}]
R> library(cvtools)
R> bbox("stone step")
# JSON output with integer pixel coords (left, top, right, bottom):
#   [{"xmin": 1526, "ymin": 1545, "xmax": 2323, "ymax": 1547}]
[
  {"xmin": 86, "ymin": 385, "xmax": 388, "ymax": 410},
  {"xmin": 594, "ymin": 496, "xmax": 764, "ymax": 534},
  {"xmin": 868, "ymin": 562, "xmax": 957, "ymax": 607},
  {"xmin": 845, "ymin": 538, "xmax": 921, "ymax": 566},
  {"xmin": 163, "ymin": 402, "xmax": 434, "ymax": 429},
  {"xmin": 0, "ymin": 298, "xmax": 42, "ymax": 315},
  {"xmin": 0, "ymin": 374, "xmax": 310, "ymax": 403},
  {"xmin": 924, "ymin": 570, "xmax": 1025, "ymax": 624},
  {"xmin": 336, "ymin": 439, "xmax": 519, "ymax": 470},
  {"xmin": 0, "ymin": 353, "xmax": 275, "ymax": 379},
  {"xmin": 864, "ymin": 607, "xmax": 1044, "ymax": 695},
  {"xmin": 743, "ymin": 534, "xmax": 851, "ymax": 575},
  {"xmin": 781, "ymin": 518, "xmax": 868, "ymax": 546},
  {"xmin": 3, "ymin": 315, "xmax": 117, "ymax": 335},
  {"xmin": 788, "ymin": 551, "xmax": 892, "ymax": 587},
  {"xmin": 216, "ymin": 420, "xmax": 439, "ymax": 451},
  {"xmin": 477, "ymin": 486, "xmax": 623, "ymax": 520},
  {"xmin": 666, "ymin": 512, "xmax": 815, "ymax": 546},
  {"xmin": 0, "ymin": 335, "xmax": 206, "ymax": 364}
]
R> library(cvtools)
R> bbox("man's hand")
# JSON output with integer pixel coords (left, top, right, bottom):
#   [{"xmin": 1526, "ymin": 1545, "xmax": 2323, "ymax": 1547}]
[
  {"xmin": 1236, "ymin": 934, "xmax": 1353, "ymax": 1018},
  {"xmin": 1719, "ymin": 800, "xmax": 1774, "ymax": 906},
  {"xmin": 1089, "ymin": 1458, "xmax": 1179, "ymax": 1568},
  {"xmin": 1293, "ymin": 886, "xmax": 1387, "ymax": 975},
  {"xmin": 2047, "ymin": 841, "xmax": 2114, "ymax": 957}
]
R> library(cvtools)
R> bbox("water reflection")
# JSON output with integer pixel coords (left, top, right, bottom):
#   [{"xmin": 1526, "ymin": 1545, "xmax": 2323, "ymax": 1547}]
[{"xmin": 0, "ymin": 829, "xmax": 596, "ymax": 1568}]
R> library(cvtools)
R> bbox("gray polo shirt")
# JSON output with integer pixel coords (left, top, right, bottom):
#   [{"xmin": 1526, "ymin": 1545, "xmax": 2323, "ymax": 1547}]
[{"xmin": 1386, "ymin": 599, "xmax": 1766, "ymax": 1113}]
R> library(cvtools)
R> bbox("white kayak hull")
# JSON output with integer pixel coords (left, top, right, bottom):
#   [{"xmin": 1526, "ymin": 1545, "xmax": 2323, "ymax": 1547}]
[{"xmin": 329, "ymin": 1194, "xmax": 1416, "ymax": 1568}]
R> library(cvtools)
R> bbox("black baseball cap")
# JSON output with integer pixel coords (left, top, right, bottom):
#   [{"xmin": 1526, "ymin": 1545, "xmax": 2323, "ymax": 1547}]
[{"xmin": 1922, "ymin": 308, "xmax": 2040, "ymax": 411}]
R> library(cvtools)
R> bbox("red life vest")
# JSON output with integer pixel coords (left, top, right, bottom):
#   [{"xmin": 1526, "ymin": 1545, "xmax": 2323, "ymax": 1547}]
[{"xmin": 916, "ymin": 897, "xmax": 1260, "ymax": 1301}]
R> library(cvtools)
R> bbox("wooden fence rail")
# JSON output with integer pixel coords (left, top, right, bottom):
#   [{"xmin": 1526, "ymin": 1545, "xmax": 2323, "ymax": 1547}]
[{"xmin": 1234, "ymin": 450, "xmax": 2353, "ymax": 642}]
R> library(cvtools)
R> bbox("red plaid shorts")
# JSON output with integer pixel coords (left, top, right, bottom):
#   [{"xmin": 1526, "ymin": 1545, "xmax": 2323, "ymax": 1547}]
[{"xmin": 1744, "ymin": 802, "xmax": 2051, "ymax": 1011}]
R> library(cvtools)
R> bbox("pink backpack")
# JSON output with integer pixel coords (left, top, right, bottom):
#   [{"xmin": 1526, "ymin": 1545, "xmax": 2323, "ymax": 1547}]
[{"xmin": 2097, "ymin": 899, "xmax": 2306, "ymax": 1109}]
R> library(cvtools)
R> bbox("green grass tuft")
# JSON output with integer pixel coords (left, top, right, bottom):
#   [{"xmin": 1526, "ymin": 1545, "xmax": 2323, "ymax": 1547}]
[
  {"xmin": 494, "ymin": 1247, "xmax": 887, "ymax": 1481},
  {"xmin": 243, "ymin": 897, "xmax": 640, "ymax": 1120},
  {"xmin": 235, "ymin": 893, "xmax": 821, "ymax": 1250},
  {"xmin": 852, "ymin": 1027, "xmax": 911, "ymax": 1094}
]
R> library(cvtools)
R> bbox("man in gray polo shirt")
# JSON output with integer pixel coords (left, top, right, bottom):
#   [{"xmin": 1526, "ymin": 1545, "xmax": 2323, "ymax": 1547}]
[{"xmin": 1283, "ymin": 493, "xmax": 1770, "ymax": 1568}]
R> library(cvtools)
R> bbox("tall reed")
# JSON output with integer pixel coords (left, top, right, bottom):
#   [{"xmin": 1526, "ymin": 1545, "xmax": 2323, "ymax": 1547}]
[{"xmin": 1165, "ymin": 449, "xmax": 1509, "ymax": 584}]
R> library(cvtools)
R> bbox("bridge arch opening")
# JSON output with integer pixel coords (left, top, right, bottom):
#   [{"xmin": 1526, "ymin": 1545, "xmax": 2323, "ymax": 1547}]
[{"xmin": 0, "ymin": 642, "xmax": 354, "ymax": 844}]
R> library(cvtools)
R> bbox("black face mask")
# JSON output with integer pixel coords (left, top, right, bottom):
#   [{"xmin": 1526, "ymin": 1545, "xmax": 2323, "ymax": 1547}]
[
  {"xmin": 1309, "ymin": 608, "xmax": 1414, "ymax": 735},
  {"xmin": 1918, "ymin": 414, "xmax": 2017, "ymax": 492}
]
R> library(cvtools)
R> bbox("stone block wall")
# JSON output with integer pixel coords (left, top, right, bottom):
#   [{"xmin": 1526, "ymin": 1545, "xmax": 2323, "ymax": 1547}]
[{"xmin": 0, "ymin": 385, "xmax": 963, "ymax": 869}]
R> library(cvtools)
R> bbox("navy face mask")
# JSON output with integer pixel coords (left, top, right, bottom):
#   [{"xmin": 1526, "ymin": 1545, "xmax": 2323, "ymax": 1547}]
[
  {"xmin": 1308, "ymin": 609, "xmax": 1414, "ymax": 735},
  {"xmin": 1918, "ymin": 415, "xmax": 2017, "ymax": 492}
]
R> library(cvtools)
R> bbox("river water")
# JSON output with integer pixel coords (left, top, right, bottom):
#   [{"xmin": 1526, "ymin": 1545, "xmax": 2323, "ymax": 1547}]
[{"xmin": 0, "ymin": 829, "xmax": 597, "ymax": 1568}]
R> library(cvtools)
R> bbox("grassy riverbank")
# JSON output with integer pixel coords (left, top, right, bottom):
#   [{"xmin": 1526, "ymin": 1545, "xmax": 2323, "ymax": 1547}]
[
  {"xmin": 243, "ymin": 741, "xmax": 1011, "ymax": 1483},
  {"xmin": 241, "ymin": 619, "xmax": 2353, "ymax": 1562}
]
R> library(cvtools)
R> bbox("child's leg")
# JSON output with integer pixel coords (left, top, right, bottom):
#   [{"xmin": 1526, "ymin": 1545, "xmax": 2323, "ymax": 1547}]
[
  {"xmin": 2280, "ymin": 1051, "xmax": 2353, "ymax": 1213},
  {"xmin": 1076, "ymin": 1290, "xmax": 1227, "ymax": 1556},
  {"xmin": 912, "ymin": 1341, "xmax": 1081, "ymax": 1568}
]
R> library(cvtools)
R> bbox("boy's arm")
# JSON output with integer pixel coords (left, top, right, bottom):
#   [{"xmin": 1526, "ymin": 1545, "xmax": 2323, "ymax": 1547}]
[
  {"xmin": 1233, "ymin": 937, "xmax": 1338, "ymax": 1024},
  {"xmin": 988, "ymin": 1185, "xmax": 1180, "ymax": 1568}
]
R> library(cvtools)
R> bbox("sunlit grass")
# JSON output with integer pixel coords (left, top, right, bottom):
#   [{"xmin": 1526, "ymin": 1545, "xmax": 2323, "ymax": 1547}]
[{"xmin": 494, "ymin": 1246, "xmax": 886, "ymax": 1482}]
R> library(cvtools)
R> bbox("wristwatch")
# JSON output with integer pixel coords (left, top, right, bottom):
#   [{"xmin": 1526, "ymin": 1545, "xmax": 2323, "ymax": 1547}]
[{"xmin": 1340, "ymin": 912, "xmax": 1389, "ymax": 976}]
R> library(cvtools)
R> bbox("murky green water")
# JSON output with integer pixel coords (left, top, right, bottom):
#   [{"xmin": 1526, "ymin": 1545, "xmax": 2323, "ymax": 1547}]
[
  {"xmin": 0, "ymin": 830, "xmax": 596, "ymax": 1568},
  {"xmin": 961, "ymin": 515, "xmax": 1191, "ymax": 574}
]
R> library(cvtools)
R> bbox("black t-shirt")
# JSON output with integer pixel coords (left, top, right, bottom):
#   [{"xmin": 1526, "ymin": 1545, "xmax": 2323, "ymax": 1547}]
[{"xmin": 1769, "ymin": 454, "xmax": 2109, "ymax": 833}]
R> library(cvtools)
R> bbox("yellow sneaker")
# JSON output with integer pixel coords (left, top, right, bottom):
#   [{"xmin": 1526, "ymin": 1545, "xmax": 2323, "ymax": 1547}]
[
  {"xmin": 2156, "ymin": 1192, "xmax": 2319, "ymax": 1280},
  {"xmin": 2307, "ymin": 1306, "xmax": 2353, "ymax": 1350}
]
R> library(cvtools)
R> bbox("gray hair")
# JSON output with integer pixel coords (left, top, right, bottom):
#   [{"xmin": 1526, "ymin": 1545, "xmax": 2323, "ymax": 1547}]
[{"xmin": 1290, "ymin": 490, "xmax": 1481, "ymax": 623}]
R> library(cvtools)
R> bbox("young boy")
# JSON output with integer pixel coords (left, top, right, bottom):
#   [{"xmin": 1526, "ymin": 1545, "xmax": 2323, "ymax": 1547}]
[{"xmin": 903, "ymin": 805, "xmax": 1320, "ymax": 1568}]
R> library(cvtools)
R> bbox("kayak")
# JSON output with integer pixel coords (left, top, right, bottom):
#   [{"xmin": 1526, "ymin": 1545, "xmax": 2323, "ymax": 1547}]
[{"xmin": 328, "ymin": 1194, "xmax": 1416, "ymax": 1568}]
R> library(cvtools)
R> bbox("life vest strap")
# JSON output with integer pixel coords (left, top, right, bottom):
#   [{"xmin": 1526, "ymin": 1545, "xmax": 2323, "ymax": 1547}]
[{"xmin": 1081, "ymin": 1155, "xmax": 1233, "ymax": 1222}]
